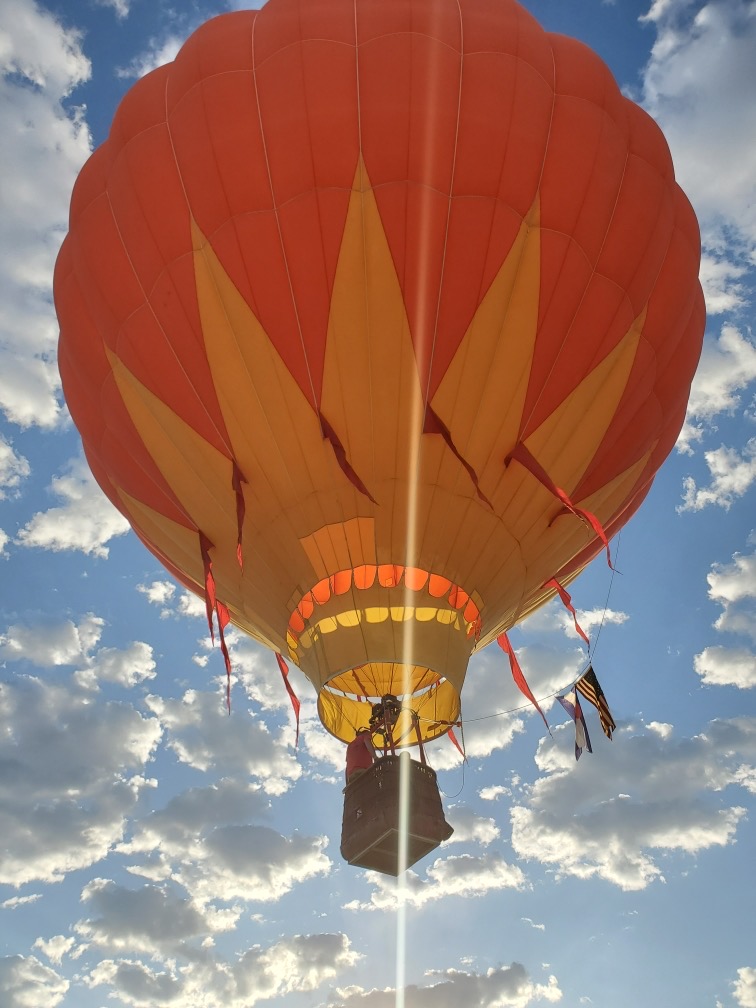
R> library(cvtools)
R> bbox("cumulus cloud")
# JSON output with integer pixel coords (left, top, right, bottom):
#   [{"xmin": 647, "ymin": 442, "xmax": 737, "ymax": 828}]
[
  {"xmin": 145, "ymin": 689, "xmax": 302, "ymax": 795},
  {"xmin": 691, "ymin": 548, "xmax": 756, "ymax": 687},
  {"xmin": 678, "ymin": 439, "xmax": 756, "ymax": 511},
  {"xmin": 0, "ymin": 675, "xmax": 161, "ymax": 885},
  {"xmin": 444, "ymin": 805, "xmax": 501, "ymax": 846},
  {"xmin": 694, "ymin": 647, "xmax": 756, "ymax": 689},
  {"xmin": 95, "ymin": 0, "xmax": 130, "ymax": 17},
  {"xmin": 0, "ymin": 434, "xmax": 30, "ymax": 497},
  {"xmin": 0, "ymin": 0, "xmax": 91, "ymax": 428},
  {"xmin": 76, "ymin": 879, "xmax": 237, "ymax": 955},
  {"xmin": 510, "ymin": 717, "xmax": 756, "ymax": 890},
  {"xmin": 32, "ymin": 935, "xmax": 75, "ymax": 966},
  {"xmin": 171, "ymin": 824, "xmax": 331, "ymax": 906},
  {"xmin": 15, "ymin": 456, "xmax": 130, "ymax": 556},
  {"xmin": 117, "ymin": 778, "xmax": 329, "ymax": 904},
  {"xmin": 116, "ymin": 34, "xmax": 183, "ymax": 79},
  {"xmin": 734, "ymin": 967, "xmax": 756, "ymax": 1008},
  {"xmin": 0, "ymin": 612, "xmax": 156, "ymax": 689},
  {"xmin": 1, "ymin": 894, "xmax": 41, "ymax": 910},
  {"xmin": 136, "ymin": 580, "xmax": 176, "ymax": 616},
  {"xmin": 325, "ymin": 963, "xmax": 562, "ymax": 1008},
  {"xmin": 520, "ymin": 597, "xmax": 628, "ymax": 642},
  {"xmin": 640, "ymin": 0, "xmax": 756, "ymax": 283},
  {"xmin": 0, "ymin": 612, "xmax": 104, "ymax": 666},
  {"xmin": 83, "ymin": 933, "xmax": 359, "ymax": 1008},
  {"xmin": 677, "ymin": 325, "xmax": 756, "ymax": 453},
  {"xmin": 345, "ymin": 851, "xmax": 526, "ymax": 912},
  {"xmin": 0, "ymin": 954, "xmax": 69, "ymax": 1008}
]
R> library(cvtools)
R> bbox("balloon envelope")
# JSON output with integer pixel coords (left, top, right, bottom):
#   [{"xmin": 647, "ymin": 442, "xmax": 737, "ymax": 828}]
[{"xmin": 55, "ymin": 0, "xmax": 704, "ymax": 743}]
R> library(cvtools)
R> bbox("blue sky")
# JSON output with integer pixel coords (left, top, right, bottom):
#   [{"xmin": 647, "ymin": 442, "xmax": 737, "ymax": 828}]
[{"xmin": 1, "ymin": 0, "xmax": 755, "ymax": 1006}]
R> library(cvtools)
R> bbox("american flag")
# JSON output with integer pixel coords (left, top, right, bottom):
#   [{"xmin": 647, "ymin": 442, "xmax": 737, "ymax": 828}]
[{"xmin": 575, "ymin": 666, "xmax": 616, "ymax": 740}]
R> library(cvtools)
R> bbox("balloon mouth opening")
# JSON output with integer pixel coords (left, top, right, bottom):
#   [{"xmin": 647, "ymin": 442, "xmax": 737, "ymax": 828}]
[
  {"xmin": 285, "ymin": 564, "xmax": 482, "ymax": 655},
  {"xmin": 317, "ymin": 666, "xmax": 461, "ymax": 745}
]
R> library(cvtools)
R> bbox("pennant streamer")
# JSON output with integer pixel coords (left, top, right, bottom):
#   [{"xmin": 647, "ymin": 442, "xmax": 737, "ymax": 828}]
[
  {"xmin": 575, "ymin": 666, "xmax": 616, "ymax": 739},
  {"xmin": 200, "ymin": 533, "xmax": 234, "ymax": 711},
  {"xmin": 447, "ymin": 725, "xmax": 466, "ymax": 760},
  {"xmin": 506, "ymin": 442, "xmax": 614, "ymax": 569},
  {"xmin": 319, "ymin": 412, "xmax": 378, "ymax": 504},
  {"xmin": 424, "ymin": 404, "xmax": 493, "ymax": 508},
  {"xmin": 545, "ymin": 577, "xmax": 589, "ymax": 646},
  {"xmin": 276, "ymin": 653, "xmax": 301, "ymax": 747},
  {"xmin": 497, "ymin": 633, "xmax": 550, "ymax": 732},
  {"xmin": 557, "ymin": 690, "xmax": 592, "ymax": 760},
  {"xmin": 199, "ymin": 532, "xmax": 217, "ymax": 643},
  {"xmin": 231, "ymin": 461, "xmax": 247, "ymax": 568},
  {"xmin": 216, "ymin": 601, "xmax": 233, "ymax": 713}
]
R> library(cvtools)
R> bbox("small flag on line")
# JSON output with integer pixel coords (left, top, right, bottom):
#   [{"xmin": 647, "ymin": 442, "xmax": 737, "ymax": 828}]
[
  {"xmin": 575, "ymin": 666, "xmax": 616, "ymax": 739},
  {"xmin": 557, "ymin": 690, "xmax": 592, "ymax": 760}
]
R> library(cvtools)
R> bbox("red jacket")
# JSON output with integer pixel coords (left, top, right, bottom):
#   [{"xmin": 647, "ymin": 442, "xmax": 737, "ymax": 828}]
[{"xmin": 346, "ymin": 732, "xmax": 374, "ymax": 780}]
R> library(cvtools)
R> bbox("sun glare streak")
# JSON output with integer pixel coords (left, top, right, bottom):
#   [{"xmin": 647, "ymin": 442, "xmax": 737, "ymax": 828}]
[{"xmin": 394, "ymin": 10, "xmax": 450, "ymax": 1005}]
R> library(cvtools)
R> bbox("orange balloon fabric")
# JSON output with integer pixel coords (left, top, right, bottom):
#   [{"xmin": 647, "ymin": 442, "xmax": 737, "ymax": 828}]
[{"xmin": 55, "ymin": 0, "xmax": 704, "ymax": 743}]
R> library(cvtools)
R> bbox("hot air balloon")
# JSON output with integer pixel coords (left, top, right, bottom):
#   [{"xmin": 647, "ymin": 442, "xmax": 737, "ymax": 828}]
[{"xmin": 54, "ymin": 0, "xmax": 704, "ymax": 873}]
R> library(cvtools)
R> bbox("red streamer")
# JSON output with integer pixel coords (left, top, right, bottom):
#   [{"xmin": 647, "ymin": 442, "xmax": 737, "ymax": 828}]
[
  {"xmin": 319, "ymin": 412, "xmax": 377, "ymax": 504},
  {"xmin": 506, "ymin": 442, "xmax": 614, "ymax": 569},
  {"xmin": 216, "ymin": 601, "xmax": 233, "ymax": 713},
  {"xmin": 199, "ymin": 532, "xmax": 217, "ymax": 644},
  {"xmin": 276, "ymin": 653, "xmax": 301, "ymax": 747},
  {"xmin": 447, "ymin": 725, "xmax": 466, "ymax": 760},
  {"xmin": 545, "ymin": 577, "xmax": 590, "ymax": 647},
  {"xmin": 497, "ymin": 633, "xmax": 550, "ymax": 732},
  {"xmin": 231, "ymin": 461, "xmax": 246, "ymax": 569},
  {"xmin": 424, "ymin": 404, "xmax": 493, "ymax": 508}
]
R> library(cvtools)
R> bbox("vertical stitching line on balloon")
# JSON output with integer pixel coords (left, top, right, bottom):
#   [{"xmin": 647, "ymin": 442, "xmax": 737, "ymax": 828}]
[{"xmin": 250, "ymin": 7, "xmax": 321, "ymax": 418}]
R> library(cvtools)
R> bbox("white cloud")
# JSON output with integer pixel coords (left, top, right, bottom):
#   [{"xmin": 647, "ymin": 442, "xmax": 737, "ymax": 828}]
[
  {"xmin": 678, "ymin": 439, "xmax": 756, "ymax": 511},
  {"xmin": 677, "ymin": 325, "xmax": 756, "ymax": 454},
  {"xmin": 0, "ymin": 894, "xmax": 41, "ymax": 910},
  {"xmin": 84, "ymin": 933, "xmax": 360, "ymax": 1008},
  {"xmin": 0, "ymin": 527, "xmax": 9, "ymax": 556},
  {"xmin": 0, "ymin": 676, "xmax": 161, "ymax": 885},
  {"xmin": 479, "ymin": 784, "xmax": 511, "ymax": 801},
  {"xmin": 75, "ymin": 641, "xmax": 157, "ymax": 690},
  {"xmin": 145, "ymin": 689, "xmax": 302, "ymax": 795},
  {"xmin": 692, "ymin": 548, "xmax": 756, "ymax": 686},
  {"xmin": 734, "ymin": 967, "xmax": 756, "ymax": 1008},
  {"xmin": 0, "ymin": 613, "xmax": 104, "ymax": 666},
  {"xmin": 0, "ymin": 0, "xmax": 91, "ymax": 428},
  {"xmin": 520, "ymin": 597, "xmax": 628, "ymax": 642},
  {"xmin": 694, "ymin": 647, "xmax": 756, "ymax": 689},
  {"xmin": 640, "ymin": 0, "xmax": 756, "ymax": 282},
  {"xmin": 76, "ymin": 879, "xmax": 237, "ymax": 954},
  {"xmin": 171, "ymin": 824, "xmax": 331, "ymax": 906},
  {"xmin": 32, "ymin": 936, "xmax": 75, "ymax": 967},
  {"xmin": 119, "ymin": 778, "xmax": 271, "ymax": 857},
  {"xmin": 0, "ymin": 434, "xmax": 30, "ymax": 497},
  {"xmin": 136, "ymin": 580, "xmax": 176, "ymax": 617},
  {"xmin": 0, "ymin": 954, "xmax": 68, "ymax": 1008},
  {"xmin": 116, "ymin": 35, "xmax": 183, "ymax": 79},
  {"xmin": 116, "ymin": 779, "xmax": 328, "ymax": 904},
  {"xmin": 444, "ymin": 805, "xmax": 500, "ymax": 846},
  {"xmin": 15, "ymin": 456, "xmax": 130, "ymax": 556},
  {"xmin": 95, "ymin": 0, "xmax": 130, "ymax": 18},
  {"xmin": 345, "ymin": 851, "xmax": 527, "ymax": 912},
  {"xmin": 325, "ymin": 963, "xmax": 562, "ymax": 1008},
  {"xmin": 510, "ymin": 717, "xmax": 756, "ymax": 890},
  {"xmin": 0, "ymin": 613, "xmax": 156, "ymax": 689}
]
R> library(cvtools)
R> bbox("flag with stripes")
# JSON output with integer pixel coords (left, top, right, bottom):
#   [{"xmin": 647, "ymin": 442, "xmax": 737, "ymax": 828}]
[
  {"xmin": 575, "ymin": 666, "xmax": 616, "ymax": 739},
  {"xmin": 557, "ymin": 691, "xmax": 592, "ymax": 760}
]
